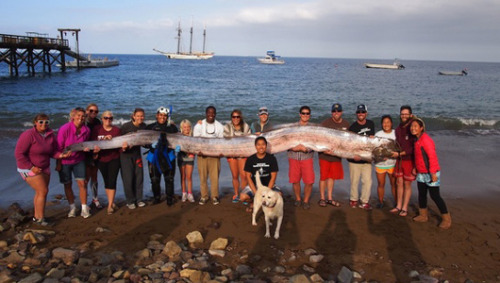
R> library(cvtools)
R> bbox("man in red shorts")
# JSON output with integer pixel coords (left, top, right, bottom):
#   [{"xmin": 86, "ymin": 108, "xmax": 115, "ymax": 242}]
[
  {"xmin": 288, "ymin": 106, "xmax": 315, "ymax": 209},
  {"xmin": 390, "ymin": 105, "xmax": 416, "ymax": 216},
  {"xmin": 317, "ymin": 103, "xmax": 350, "ymax": 207}
]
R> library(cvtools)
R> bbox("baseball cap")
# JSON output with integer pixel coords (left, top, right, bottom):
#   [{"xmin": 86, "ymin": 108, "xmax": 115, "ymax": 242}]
[
  {"xmin": 331, "ymin": 103, "xmax": 342, "ymax": 112},
  {"xmin": 258, "ymin": 106, "xmax": 269, "ymax": 115},
  {"xmin": 157, "ymin": 106, "xmax": 169, "ymax": 115},
  {"xmin": 356, "ymin": 104, "xmax": 368, "ymax": 113}
]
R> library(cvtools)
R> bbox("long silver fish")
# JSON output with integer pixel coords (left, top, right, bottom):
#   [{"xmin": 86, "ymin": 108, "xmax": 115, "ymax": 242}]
[{"xmin": 65, "ymin": 126, "xmax": 398, "ymax": 162}]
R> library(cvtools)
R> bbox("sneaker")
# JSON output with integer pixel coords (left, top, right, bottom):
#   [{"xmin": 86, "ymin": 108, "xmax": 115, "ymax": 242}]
[
  {"xmin": 187, "ymin": 193, "xmax": 195, "ymax": 203},
  {"xmin": 127, "ymin": 203, "xmax": 137, "ymax": 210},
  {"xmin": 232, "ymin": 194, "xmax": 240, "ymax": 203},
  {"xmin": 349, "ymin": 200, "xmax": 358, "ymax": 208},
  {"xmin": 137, "ymin": 201, "xmax": 146, "ymax": 208},
  {"xmin": 107, "ymin": 207, "xmax": 114, "ymax": 215},
  {"xmin": 212, "ymin": 197, "xmax": 220, "ymax": 205},
  {"xmin": 81, "ymin": 207, "xmax": 91, "ymax": 218},
  {"xmin": 68, "ymin": 207, "xmax": 77, "ymax": 218},
  {"xmin": 182, "ymin": 192, "xmax": 188, "ymax": 202},
  {"xmin": 92, "ymin": 198, "xmax": 102, "ymax": 209},
  {"xmin": 358, "ymin": 202, "xmax": 373, "ymax": 210},
  {"xmin": 32, "ymin": 217, "xmax": 49, "ymax": 226},
  {"xmin": 199, "ymin": 197, "xmax": 208, "ymax": 205}
]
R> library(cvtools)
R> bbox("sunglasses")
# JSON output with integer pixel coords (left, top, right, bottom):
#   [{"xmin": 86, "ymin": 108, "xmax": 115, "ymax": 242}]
[
  {"xmin": 356, "ymin": 111, "xmax": 367, "ymax": 114},
  {"xmin": 37, "ymin": 120, "xmax": 50, "ymax": 125},
  {"xmin": 88, "ymin": 109, "xmax": 99, "ymax": 114},
  {"xmin": 332, "ymin": 110, "xmax": 342, "ymax": 113},
  {"xmin": 300, "ymin": 112, "xmax": 311, "ymax": 115},
  {"xmin": 232, "ymin": 116, "xmax": 241, "ymax": 119},
  {"xmin": 103, "ymin": 116, "xmax": 114, "ymax": 120}
]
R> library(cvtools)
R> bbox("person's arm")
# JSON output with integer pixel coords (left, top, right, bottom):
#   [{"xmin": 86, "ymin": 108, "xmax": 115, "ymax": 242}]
[
  {"xmin": 268, "ymin": 172, "xmax": 277, "ymax": 189},
  {"xmin": 14, "ymin": 131, "xmax": 34, "ymax": 170},
  {"xmin": 246, "ymin": 171, "xmax": 256, "ymax": 193},
  {"xmin": 223, "ymin": 123, "xmax": 231, "ymax": 138}
]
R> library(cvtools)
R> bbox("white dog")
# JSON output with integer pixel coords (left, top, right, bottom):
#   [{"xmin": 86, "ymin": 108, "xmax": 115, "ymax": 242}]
[{"xmin": 252, "ymin": 171, "xmax": 284, "ymax": 239}]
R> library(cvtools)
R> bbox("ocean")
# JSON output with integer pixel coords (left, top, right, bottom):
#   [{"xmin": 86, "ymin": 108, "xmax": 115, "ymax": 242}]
[{"xmin": 1, "ymin": 55, "xmax": 499, "ymax": 206}]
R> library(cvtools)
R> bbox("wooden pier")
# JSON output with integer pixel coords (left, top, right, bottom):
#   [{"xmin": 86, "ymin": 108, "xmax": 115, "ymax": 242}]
[{"xmin": 0, "ymin": 29, "xmax": 84, "ymax": 76}]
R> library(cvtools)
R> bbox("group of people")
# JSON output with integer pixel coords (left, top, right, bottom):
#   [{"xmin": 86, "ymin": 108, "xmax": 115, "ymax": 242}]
[{"xmin": 15, "ymin": 102, "xmax": 450, "ymax": 229}]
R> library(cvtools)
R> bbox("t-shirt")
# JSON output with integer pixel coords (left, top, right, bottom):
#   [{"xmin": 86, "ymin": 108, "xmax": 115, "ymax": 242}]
[
  {"xmin": 244, "ymin": 153, "xmax": 279, "ymax": 187},
  {"xmin": 348, "ymin": 119, "xmax": 375, "ymax": 164},
  {"xmin": 374, "ymin": 130, "xmax": 396, "ymax": 168},
  {"xmin": 120, "ymin": 121, "xmax": 146, "ymax": 156},
  {"xmin": 91, "ymin": 125, "xmax": 121, "ymax": 163},
  {"xmin": 318, "ymin": 118, "xmax": 350, "ymax": 162}
]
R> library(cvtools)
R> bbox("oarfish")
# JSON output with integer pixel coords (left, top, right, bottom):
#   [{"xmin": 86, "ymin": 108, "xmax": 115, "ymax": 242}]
[{"xmin": 65, "ymin": 126, "xmax": 398, "ymax": 162}]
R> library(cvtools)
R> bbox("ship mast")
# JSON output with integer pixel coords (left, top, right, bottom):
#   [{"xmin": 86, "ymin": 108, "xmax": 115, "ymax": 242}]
[
  {"xmin": 189, "ymin": 23, "xmax": 193, "ymax": 55},
  {"xmin": 202, "ymin": 26, "xmax": 207, "ymax": 54},
  {"xmin": 175, "ymin": 22, "xmax": 182, "ymax": 54}
]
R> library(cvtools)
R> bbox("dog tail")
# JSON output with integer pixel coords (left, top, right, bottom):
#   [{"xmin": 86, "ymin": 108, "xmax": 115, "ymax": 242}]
[{"xmin": 255, "ymin": 171, "xmax": 263, "ymax": 188}]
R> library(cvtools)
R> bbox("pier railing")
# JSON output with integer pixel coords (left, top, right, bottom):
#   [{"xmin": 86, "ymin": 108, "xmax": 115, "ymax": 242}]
[{"xmin": 0, "ymin": 34, "xmax": 69, "ymax": 49}]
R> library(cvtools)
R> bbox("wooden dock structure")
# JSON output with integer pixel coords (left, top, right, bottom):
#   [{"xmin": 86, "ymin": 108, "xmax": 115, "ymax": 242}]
[{"xmin": 0, "ymin": 29, "xmax": 85, "ymax": 76}]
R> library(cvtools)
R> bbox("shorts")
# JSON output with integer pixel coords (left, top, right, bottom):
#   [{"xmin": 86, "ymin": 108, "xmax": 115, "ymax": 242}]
[
  {"xmin": 375, "ymin": 166, "xmax": 395, "ymax": 174},
  {"xmin": 98, "ymin": 158, "xmax": 121, "ymax": 189},
  {"xmin": 394, "ymin": 159, "xmax": 416, "ymax": 181},
  {"xmin": 18, "ymin": 167, "xmax": 50, "ymax": 181},
  {"xmin": 319, "ymin": 159, "xmax": 344, "ymax": 181},
  {"xmin": 288, "ymin": 158, "xmax": 315, "ymax": 184},
  {"xmin": 58, "ymin": 161, "xmax": 86, "ymax": 184},
  {"xmin": 416, "ymin": 171, "xmax": 441, "ymax": 187}
]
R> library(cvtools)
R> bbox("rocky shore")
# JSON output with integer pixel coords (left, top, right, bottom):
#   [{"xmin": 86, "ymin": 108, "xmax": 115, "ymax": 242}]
[{"xmin": 1, "ymin": 193, "xmax": 499, "ymax": 282}]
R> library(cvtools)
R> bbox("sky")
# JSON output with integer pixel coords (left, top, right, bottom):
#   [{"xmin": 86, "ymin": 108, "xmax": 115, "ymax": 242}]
[{"xmin": 2, "ymin": 0, "xmax": 500, "ymax": 62}]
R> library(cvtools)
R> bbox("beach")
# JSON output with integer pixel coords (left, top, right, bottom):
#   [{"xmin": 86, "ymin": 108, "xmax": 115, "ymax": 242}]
[{"xmin": 1, "ymin": 133, "xmax": 499, "ymax": 282}]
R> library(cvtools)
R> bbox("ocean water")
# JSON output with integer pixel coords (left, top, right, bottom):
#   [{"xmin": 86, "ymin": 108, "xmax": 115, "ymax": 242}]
[{"xmin": 1, "ymin": 55, "xmax": 499, "ymax": 206}]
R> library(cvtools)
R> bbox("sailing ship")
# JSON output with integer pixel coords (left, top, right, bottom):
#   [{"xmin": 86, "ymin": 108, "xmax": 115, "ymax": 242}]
[{"xmin": 154, "ymin": 22, "xmax": 214, "ymax": 60}]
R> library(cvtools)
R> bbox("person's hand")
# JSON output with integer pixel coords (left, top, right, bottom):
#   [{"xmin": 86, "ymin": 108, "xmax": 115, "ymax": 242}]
[
  {"xmin": 431, "ymin": 173, "xmax": 438, "ymax": 182},
  {"xmin": 197, "ymin": 120, "xmax": 203, "ymax": 125},
  {"xmin": 104, "ymin": 135, "xmax": 112, "ymax": 140},
  {"xmin": 151, "ymin": 141, "xmax": 158, "ymax": 149},
  {"xmin": 412, "ymin": 168, "xmax": 417, "ymax": 176},
  {"xmin": 60, "ymin": 151, "xmax": 72, "ymax": 159},
  {"xmin": 391, "ymin": 152, "xmax": 399, "ymax": 158},
  {"xmin": 353, "ymin": 155, "xmax": 361, "ymax": 161},
  {"xmin": 175, "ymin": 145, "xmax": 181, "ymax": 153},
  {"xmin": 323, "ymin": 150, "xmax": 333, "ymax": 155},
  {"xmin": 122, "ymin": 142, "xmax": 128, "ymax": 151},
  {"xmin": 93, "ymin": 145, "xmax": 100, "ymax": 153},
  {"xmin": 31, "ymin": 166, "xmax": 42, "ymax": 174},
  {"xmin": 83, "ymin": 147, "xmax": 90, "ymax": 152}
]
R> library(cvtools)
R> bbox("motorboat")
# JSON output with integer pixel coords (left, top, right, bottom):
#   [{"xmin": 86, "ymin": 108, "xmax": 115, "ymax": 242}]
[
  {"xmin": 438, "ymin": 69, "xmax": 468, "ymax": 76},
  {"xmin": 258, "ymin": 51, "xmax": 285, "ymax": 65},
  {"xmin": 65, "ymin": 54, "xmax": 119, "ymax": 68},
  {"xmin": 154, "ymin": 22, "xmax": 214, "ymax": 60},
  {"xmin": 364, "ymin": 59, "xmax": 405, "ymax": 70}
]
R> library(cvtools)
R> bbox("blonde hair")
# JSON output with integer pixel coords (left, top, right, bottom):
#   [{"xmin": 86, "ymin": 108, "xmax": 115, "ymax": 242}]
[
  {"xmin": 86, "ymin": 103, "xmax": 98, "ymax": 111},
  {"xmin": 70, "ymin": 107, "xmax": 85, "ymax": 120},
  {"xmin": 101, "ymin": 110, "xmax": 113, "ymax": 119},
  {"xmin": 179, "ymin": 119, "xmax": 193, "ymax": 136}
]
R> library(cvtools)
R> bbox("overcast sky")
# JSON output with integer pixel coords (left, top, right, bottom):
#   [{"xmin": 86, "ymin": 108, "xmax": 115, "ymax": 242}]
[{"xmin": 3, "ymin": 0, "xmax": 499, "ymax": 62}]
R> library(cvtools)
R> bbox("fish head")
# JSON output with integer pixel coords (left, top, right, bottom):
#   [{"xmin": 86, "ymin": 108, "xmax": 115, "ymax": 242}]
[{"xmin": 372, "ymin": 139, "xmax": 399, "ymax": 163}]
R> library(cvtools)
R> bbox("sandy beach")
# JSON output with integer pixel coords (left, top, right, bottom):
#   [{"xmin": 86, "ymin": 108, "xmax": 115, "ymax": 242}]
[{"xmin": 1, "ymin": 134, "xmax": 499, "ymax": 282}]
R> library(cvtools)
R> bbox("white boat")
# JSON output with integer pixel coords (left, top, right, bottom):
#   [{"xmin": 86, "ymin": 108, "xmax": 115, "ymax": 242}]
[
  {"xmin": 438, "ymin": 69, "xmax": 468, "ymax": 76},
  {"xmin": 258, "ymin": 51, "xmax": 285, "ymax": 65},
  {"xmin": 154, "ymin": 22, "xmax": 214, "ymax": 60},
  {"xmin": 364, "ymin": 60, "xmax": 405, "ymax": 70},
  {"xmin": 65, "ymin": 55, "xmax": 119, "ymax": 68}
]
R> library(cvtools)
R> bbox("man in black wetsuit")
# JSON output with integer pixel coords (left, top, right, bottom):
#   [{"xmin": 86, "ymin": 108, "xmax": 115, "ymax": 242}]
[{"xmin": 146, "ymin": 106, "xmax": 178, "ymax": 206}]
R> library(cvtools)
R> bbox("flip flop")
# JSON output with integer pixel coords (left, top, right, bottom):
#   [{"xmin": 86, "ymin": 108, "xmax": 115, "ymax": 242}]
[
  {"xmin": 318, "ymin": 199, "xmax": 327, "ymax": 207},
  {"xmin": 326, "ymin": 200, "xmax": 341, "ymax": 207},
  {"xmin": 390, "ymin": 207, "xmax": 401, "ymax": 214}
]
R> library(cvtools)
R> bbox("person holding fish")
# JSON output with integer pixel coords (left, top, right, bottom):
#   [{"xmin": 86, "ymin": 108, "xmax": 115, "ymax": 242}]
[{"xmin": 223, "ymin": 109, "xmax": 251, "ymax": 203}]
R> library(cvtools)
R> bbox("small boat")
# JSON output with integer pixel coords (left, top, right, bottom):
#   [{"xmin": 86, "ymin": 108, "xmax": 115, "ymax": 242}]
[
  {"xmin": 438, "ymin": 69, "xmax": 468, "ymax": 76},
  {"xmin": 65, "ymin": 54, "xmax": 119, "ymax": 68},
  {"xmin": 258, "ymin": 51, "xmax": 285, "ymax": 65},
  {"xmin": 364, "ymin": 59, "xmax": 405, "ymax": 70},
  {"xmin": 154, "ymin": 22, "xmax": 214, "ymax": 60}
]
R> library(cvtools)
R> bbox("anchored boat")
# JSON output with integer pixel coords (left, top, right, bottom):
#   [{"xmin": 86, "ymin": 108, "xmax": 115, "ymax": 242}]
[
  {"xmin": 65, "ymin": 54, "xmax": 119, "ymax": 68},
  {"xmin": 364, "ymin": 59, "xmax": 405, "ymax": 70},
  {"xmin": 258, "ymin": 51, "xmax": 285, "ymax": 65},
  {"xmin": 438, "ymin": 69, "xmax": 468, "ymax": 76},
  {"xmin": 154, "ymin": 22, "xmax": 214, "ymax": 60}
]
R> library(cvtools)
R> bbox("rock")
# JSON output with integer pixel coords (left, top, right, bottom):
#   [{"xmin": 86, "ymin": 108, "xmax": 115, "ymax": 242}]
[
  {"xmin": 310, "ymin": 273, "xmax": 324, "ymax": 282},
  {"xmin": 274, "ymin": 266, "xmax": 286, "ymax": 273},
  {"xmin": 288, "ymin": 255, "xmax": 297, "ymax": 262},
  {"xmin": 147, "ymin": 240, "xmax": 164, "ymax": 251},
  {"xmin": 76, "ymin": 257, "xmax": 93, "ymax": 266},
  {"xmin": 162, "ymin": 241, "xmax": 182, "ymax": 258},
  {"xmin": 180, "ymin": 250, "xmax": 193, "ymax": 261},
  {"xmin": 180, "ymin": 269, "xmax": 211, "ymax": 282},
  {"xmin": 409, "ymin": 270, "xmax": 419, "ymax": 278},
  {"xmin": 209, "ymin": 238, "xmax": 228, "ymax": 250},
  {"xmin": 290, "ymin": 274, "xmax": 311, "ymax": 283},
  {"xmin": 0, "ymin": 224, "xmax": 6, "ymax": 232},
  {"xmin": 186, "ymin": 231, "xmax": 204, "ymax": 249},
  {"xmin": 113, "ymin": 270, "xmax": 126, "ymax": 279},
  {"xmin": 337, "ymin": 266, "xmax": 353, "ymax": 283},
  {"xmin": 0, "ymin": 240, "xmax": 8, "ymax": 248},
  {"xmin": 0, "ymin": 273, "xmax": 14, "ymax": 283},
  {"xmin": 429, "ymin": 267, "xmax": 443, "ymax": 278},
  {"xmin": 352, "ymin": 271, "xmax": 362, "ymax": 279},
  {"xmin": 95, "ymin": 227, "xmax": 110, "ymax": 233},
  {"xmin": 46, "ymin": 268, "xmax": 65, "ymax": 279},
  {"xmin": 135, "ymin": 248, "xmax": 151, "ymax": 259},
  {"xmin": 52, "ymin": 247, "xmax": 79, "ymax": 265},
  {"xmin": 208, "ymin": 249, "xmax": 225, "ymax": 257},
  {"xmin": 236, "ymin": 264, "xmax": 252, "ymax": 276},
  {"xmin": 302, "ymin": 264, "xmax": 315, "ymax": 273},
  {"xmin": 4, "ymin": 251, "xmax": 25, "ymax": 264},
  {"xmin": 418, "ymin": 274, "xmax": 439, "ymax": 283},
  {"xmin": 309, "ymin": 254, "xmax": 324, "ymax": 263},
  {"xmin": 149, "ymin": 233, "xmax": 164, "ymax": 241},
  {"xmin": 18, "ymin": 272, "xmax": 43, "ymax": 283},
  {"xmin": 22, "ymin": 232, "xmax": 39, "ymax": 244},
  {"xmin": 304, "ymin": 248, "xmax": 317, "ymax": 256}
]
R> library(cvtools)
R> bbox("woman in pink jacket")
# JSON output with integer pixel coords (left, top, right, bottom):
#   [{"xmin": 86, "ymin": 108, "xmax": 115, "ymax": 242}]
[
  {"xmin": 15, "ymin": 114, "xmax": 70, "ymax": 226},
  {"xmin": 410, "ymin": 118, "xmax": 451, "ymax": 229}
]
